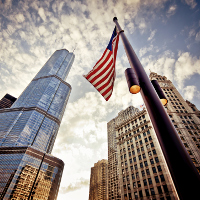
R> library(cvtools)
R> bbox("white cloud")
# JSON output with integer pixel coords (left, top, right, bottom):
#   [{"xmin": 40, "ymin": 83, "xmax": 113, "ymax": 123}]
[
  {"xmin": 174, "ymin": 52, "xmax": 200, "ymax": 88},
  {"xmin": 38, "ymin": 7, "xmax": 46, "ymax": 21},
  {"xmin": 195, "ymin": 31, "xmax": 200, "ymax": 41},
  {"xmin": 183, "ymin": 85, "xmax": 196, "ymax": 100},
  {"xmin": 166, "ymin": 5, "xmax": 177, "ymax": 17},
  {"xmin": 184, "ymin": 0, "xmax": 197, "ymax": 9},
  {"xmin": 148, "ymin": 30, "xmax": 157, "ymax": 41}
]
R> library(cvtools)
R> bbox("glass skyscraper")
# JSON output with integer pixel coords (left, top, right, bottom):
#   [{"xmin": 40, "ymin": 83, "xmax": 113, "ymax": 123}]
[{"xmin": 0, "ymin": 49, "xmax": 74, "ymax": 200}]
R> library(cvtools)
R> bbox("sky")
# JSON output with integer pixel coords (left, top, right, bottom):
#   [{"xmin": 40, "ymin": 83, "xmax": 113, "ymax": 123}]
[{"xmin": 0, "ymin": 0, "xmax": 200, "ymax": 199}]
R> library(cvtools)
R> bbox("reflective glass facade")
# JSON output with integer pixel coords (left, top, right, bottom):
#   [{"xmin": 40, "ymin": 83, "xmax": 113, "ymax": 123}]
[
  {"xmin": 0, "ymin": 49, "xmax": 74, "ymax": 199},
  {"xmin": 0, "ymin": 147, "xmax": 64, "ymax": 200},
  {"xmin": 0, "ymin": 49, "xmax": 74, "ymax": 153}
]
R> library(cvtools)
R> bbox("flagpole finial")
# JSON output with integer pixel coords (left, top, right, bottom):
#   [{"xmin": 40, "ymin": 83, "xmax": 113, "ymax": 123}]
[{"xmin": 113, "ymin": 17, "xmax": 118, "ymax": 22}]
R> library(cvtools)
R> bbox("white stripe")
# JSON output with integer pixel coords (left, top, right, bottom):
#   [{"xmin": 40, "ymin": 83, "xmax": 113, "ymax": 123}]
[
  {"xmin": 88, "ymin": 55, "xmax": 113, "ymax": 82},
  {"xmin": 95, "ymin": 66, "xmax": 115, "ymax": 89},
  {"xmin": 91, "ymin": 59, "xmax": 114, "ymax": 85},
  {"xmin": 86, "ymin": 50, "xmax": 110, "ymax": 77},
  {"xmin": 99, "ymin": 76, "xmax": 114, "ymax": 95},
  {"xmin": 104, "ymin": 89, "xmax": 112, "ymax": 99}
]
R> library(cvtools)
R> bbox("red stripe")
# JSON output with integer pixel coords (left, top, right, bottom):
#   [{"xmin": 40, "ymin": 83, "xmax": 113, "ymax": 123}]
[
  {"xmin": 85, "ymin": 49, "xmax": 108, "ymax": 77},
  {"xmin": 85, "ymin": 50, "xmax": 112, "ymax": 80},
  {"xmin": 90, "ymin": 59, "xmax": 114, "ymax": 86},
  {"xmin": 96, "ymin": 69, "xmax": 115, "ymax": 92},
  {"xmin": 83, "ymin": 32, "xmax": 119, "ymax": 101}
]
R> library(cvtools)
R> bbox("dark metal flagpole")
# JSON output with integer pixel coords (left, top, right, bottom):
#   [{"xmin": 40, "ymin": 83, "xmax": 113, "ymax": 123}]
[{"xmin": 113, "ymin": 17, "xmax": 200, "ymax": 200}]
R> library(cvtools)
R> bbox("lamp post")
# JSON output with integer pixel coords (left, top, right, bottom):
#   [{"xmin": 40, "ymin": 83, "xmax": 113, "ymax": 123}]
[{"xmin": 113, "ymin": 17, "xmax": 200, "ymax": 200}]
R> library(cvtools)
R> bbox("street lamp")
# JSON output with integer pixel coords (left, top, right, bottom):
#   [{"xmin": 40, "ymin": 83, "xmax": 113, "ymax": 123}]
[
  {"xmin": 125, "ymin": 68, "xmax": 140, "ymax": 94},
  {"xmin": 113, "ymin": 16, "xmax": 200, "ymax": 200}
]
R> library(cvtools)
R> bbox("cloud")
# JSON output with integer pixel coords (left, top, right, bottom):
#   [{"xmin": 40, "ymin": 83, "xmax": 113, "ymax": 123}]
[
  {"xmin": 184, "ymin": 0, "xmax": 197, "ymax": 9},
  {"xmin": 60, "ymin": 178, "xmax": 89, "ymax": 194},
  {"xmin": 166, "ymin": 4, "xmax": 177, "ymax": 17},
  {"xmin": 174, "ymin": 52, "xmax": 200, "ymax": 88},
  {"xmin": 183, "ymin": 85, "xmax": 197, "ymax": 100},
  {"xmin": 195, "ymin": 31, "xmax": 200, "ymax": 41},
  {"xmin": 148, "ymin": 29, "xmax": 157, "ymax": 41}
]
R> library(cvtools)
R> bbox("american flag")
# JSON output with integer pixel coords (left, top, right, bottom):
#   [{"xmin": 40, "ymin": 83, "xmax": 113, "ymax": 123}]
[{"xmin": 83, "ymin": 27, "xmax": 119, "ymax": 101}]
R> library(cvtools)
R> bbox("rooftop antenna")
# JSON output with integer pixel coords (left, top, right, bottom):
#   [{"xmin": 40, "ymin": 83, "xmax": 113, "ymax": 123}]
[{"xmin": 72, "ymin": 43, "xmax": 77, "ymax": 53}]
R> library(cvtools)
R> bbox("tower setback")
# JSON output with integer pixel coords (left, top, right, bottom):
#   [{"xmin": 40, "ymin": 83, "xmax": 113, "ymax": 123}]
[{"xmin": 0, "ymin": 49, "xmax": 74, "ymax": 200}]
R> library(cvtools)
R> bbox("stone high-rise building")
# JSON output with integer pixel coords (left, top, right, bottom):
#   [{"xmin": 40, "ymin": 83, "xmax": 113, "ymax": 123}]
[
  {"xmin": 89, "ymin": 159, "xmax": 108, "ymax": 200},
  {"xmin": 149, "ymin": 72, "xmax": 200, "ymax": 172},
  {"xmin": 0, "ymin": 49, "xmax": 74, "ymax": 200},
  {"xmin": 107, "ymin": 72, "xmax": 200, "ymax": 200}
]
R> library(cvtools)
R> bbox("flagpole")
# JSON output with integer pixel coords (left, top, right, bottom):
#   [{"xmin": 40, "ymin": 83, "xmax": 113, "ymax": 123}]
[{"xmin": 113, "ymin": 17, "xmax": 200, "ymax": 200}]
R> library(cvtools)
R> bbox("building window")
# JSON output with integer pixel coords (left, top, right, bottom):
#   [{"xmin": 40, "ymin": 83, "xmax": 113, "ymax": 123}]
[
  {"xmin": 145, "ymin": 138, "xmax": 148, "ymax": 143},
  {"xmin": 146, "ymin": 144, "xmax": 150, "ymax": 149},
  {"xmin": 150, "ymin": 188, "xmax": 155, "ymax": 195},
  {"xmin": 163, "ymin": 185, "xmax": 169, "ymax": 193},
  {"xmin": 131, "ymin": 166, "xmax": 133, "ymax": 171},
  {"xmin": 128, "ymin": 146, "xmax": 130, "ymax": 150},
  {"xmin": 127, "ymin": 175, "xmax": 130, "ymax": 181},
  {"xmin": 143, "ymin": 179, "xmax": 147, "ymax": 186},
  {"xmin": 140, "ymin": 162, "xmax": 143, "ymax": 168},
  {"xmin": 143, "ymin": 132, "xmax": 146, "ymax": 136},
  {"xmin": 155, "ymin": 176, "xmax": 159, "ymax": 183},
  {"xmin": 146, "ymin": 169, "xmax": 150, "ymax": 175},
  {"xmin": 132, "ymin": 174, "xmax": 135, "ymax": 180},
  {"xmin": 144, "ymin": 161, "xmax": 148, "ymax": 166},
  {"xmin": 152, "ymin": 149, "xmax": 157, "ymax": 154},
  {"xmin": 155, "ymin": 157, "xmax": 159, "ymax": 163},
  {"xmin": 135, "ymin": 164, "xmax": 138, "ymax": 170},
  {"xmin": 131, "ymin": 144, "xmax": 134, "ymax": 149},
  {"xmin": 147, "ymin": 130, "xmax": 150, "ymax": 134},
  {"xmin": 138, "ymin": 155, "xmax": 142, "ymax": 160},
  {"xmin": 132, "ymin": 151, "xmax": 135, "ymax": 155},
  {"xmin": 149, "ymin": 136, "xmax": 152, "ymax": 141},
  {"xmin": 124, "ymin": 185, "xmax": 127, "ymax": 191},
  {"xmin": 157, "ymin": 165, "xmax": 162, "ymax": 172},
  {"xmin": 160, "ymin": 174, "xmax": 165, "ymax": 182},
  {"xmin": 157, "ymin": 186, "xmax": 163, "ymax": 194},
  {"xmin": 150, "ymin": 159, "xmax": 154, "ymax": 164},
  {"xmin": 141, "ymin": 146, "xmax": 144, "ymax": 151},
  {"xmin": 134, "ymin": 192, "xmax": 138, "ymax": 199},
  {"xmin": 152, "ymin": 167, "xmax": 157, "ymax": 173},
  {"xmin": 139, "ymin": 140, "xmax": 143, "ymax": 145},
  {"xmin": 137, "ymin": 148, "xmax": 140, "ymax": 153},
  {"xmin": 150, "ymin": 142, "xmax": 154, "ymax": 147},
  {"xmin": 129, "ymin": 152, "xmax": 131, "ymax": 157},
  {"xmin": 142, "ymin": 153, "xmax": 146, "ymax": 159},
  {"xmin": 130, "ymin": 159, "xmax": 133, "ymax": 164},
  {"xmin": 141, "ymin": 170, "xmax": 145, "ymax": 177},
  {"xmin": 124, "ymin": 154, "xmax": 127, "ymax": 159},
  {"xmin": 123, "ymin": 176, "xmax": 126, "ymax": 182},
  {"xmin": 148, "ymin": 178, "xmax": 152, "ymax": 185},
  {"xmin": 148, "ymin": 151, "xmax": 152, "ymax": 157},
  {"xmin": 139, "ymin": 190, "xmax": 143, "ymax": 197},
  {"xmin": 145, "ymin": 189, "xmax": 150, "ymax": 196},
  {"xmin": 125, "ymin": 161, "xmax": 127, "ymax": 166},
  {"xmin": 137, "ymin": 181, "xmax": 141, "ymax": 187},
  {"xmin": 133, "ymin": 182, "xmax": 136, "ymax": 188},
  {"xmin": 127, "ymin": 184, "xmax": 131, "ymax": 190},
  {"xmin": 133, "ymin": 157, "xmax": 136, "ymax": 162}
]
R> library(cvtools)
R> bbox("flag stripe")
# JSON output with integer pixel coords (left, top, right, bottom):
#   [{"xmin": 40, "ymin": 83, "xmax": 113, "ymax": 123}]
[{"xmin": 83, "ymin": 27, "xmax": 119, "ymax": 101}]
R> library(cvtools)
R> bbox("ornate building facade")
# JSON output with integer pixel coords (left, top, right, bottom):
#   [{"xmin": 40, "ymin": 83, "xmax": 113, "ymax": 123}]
[
  {"xmin": 89, "ymin": 159, "xmax": 108, "ymax": 200},
  {"xmin": 149, "ymin": 72, "xmax": 200, "ymax": 173},
  {"xmin": 107, "ymin": 72, "xmax": 200, "ymax": 200},
  {"xmin": 0, "ymin": 49, "xmax": 74, "ymax": 199}
]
